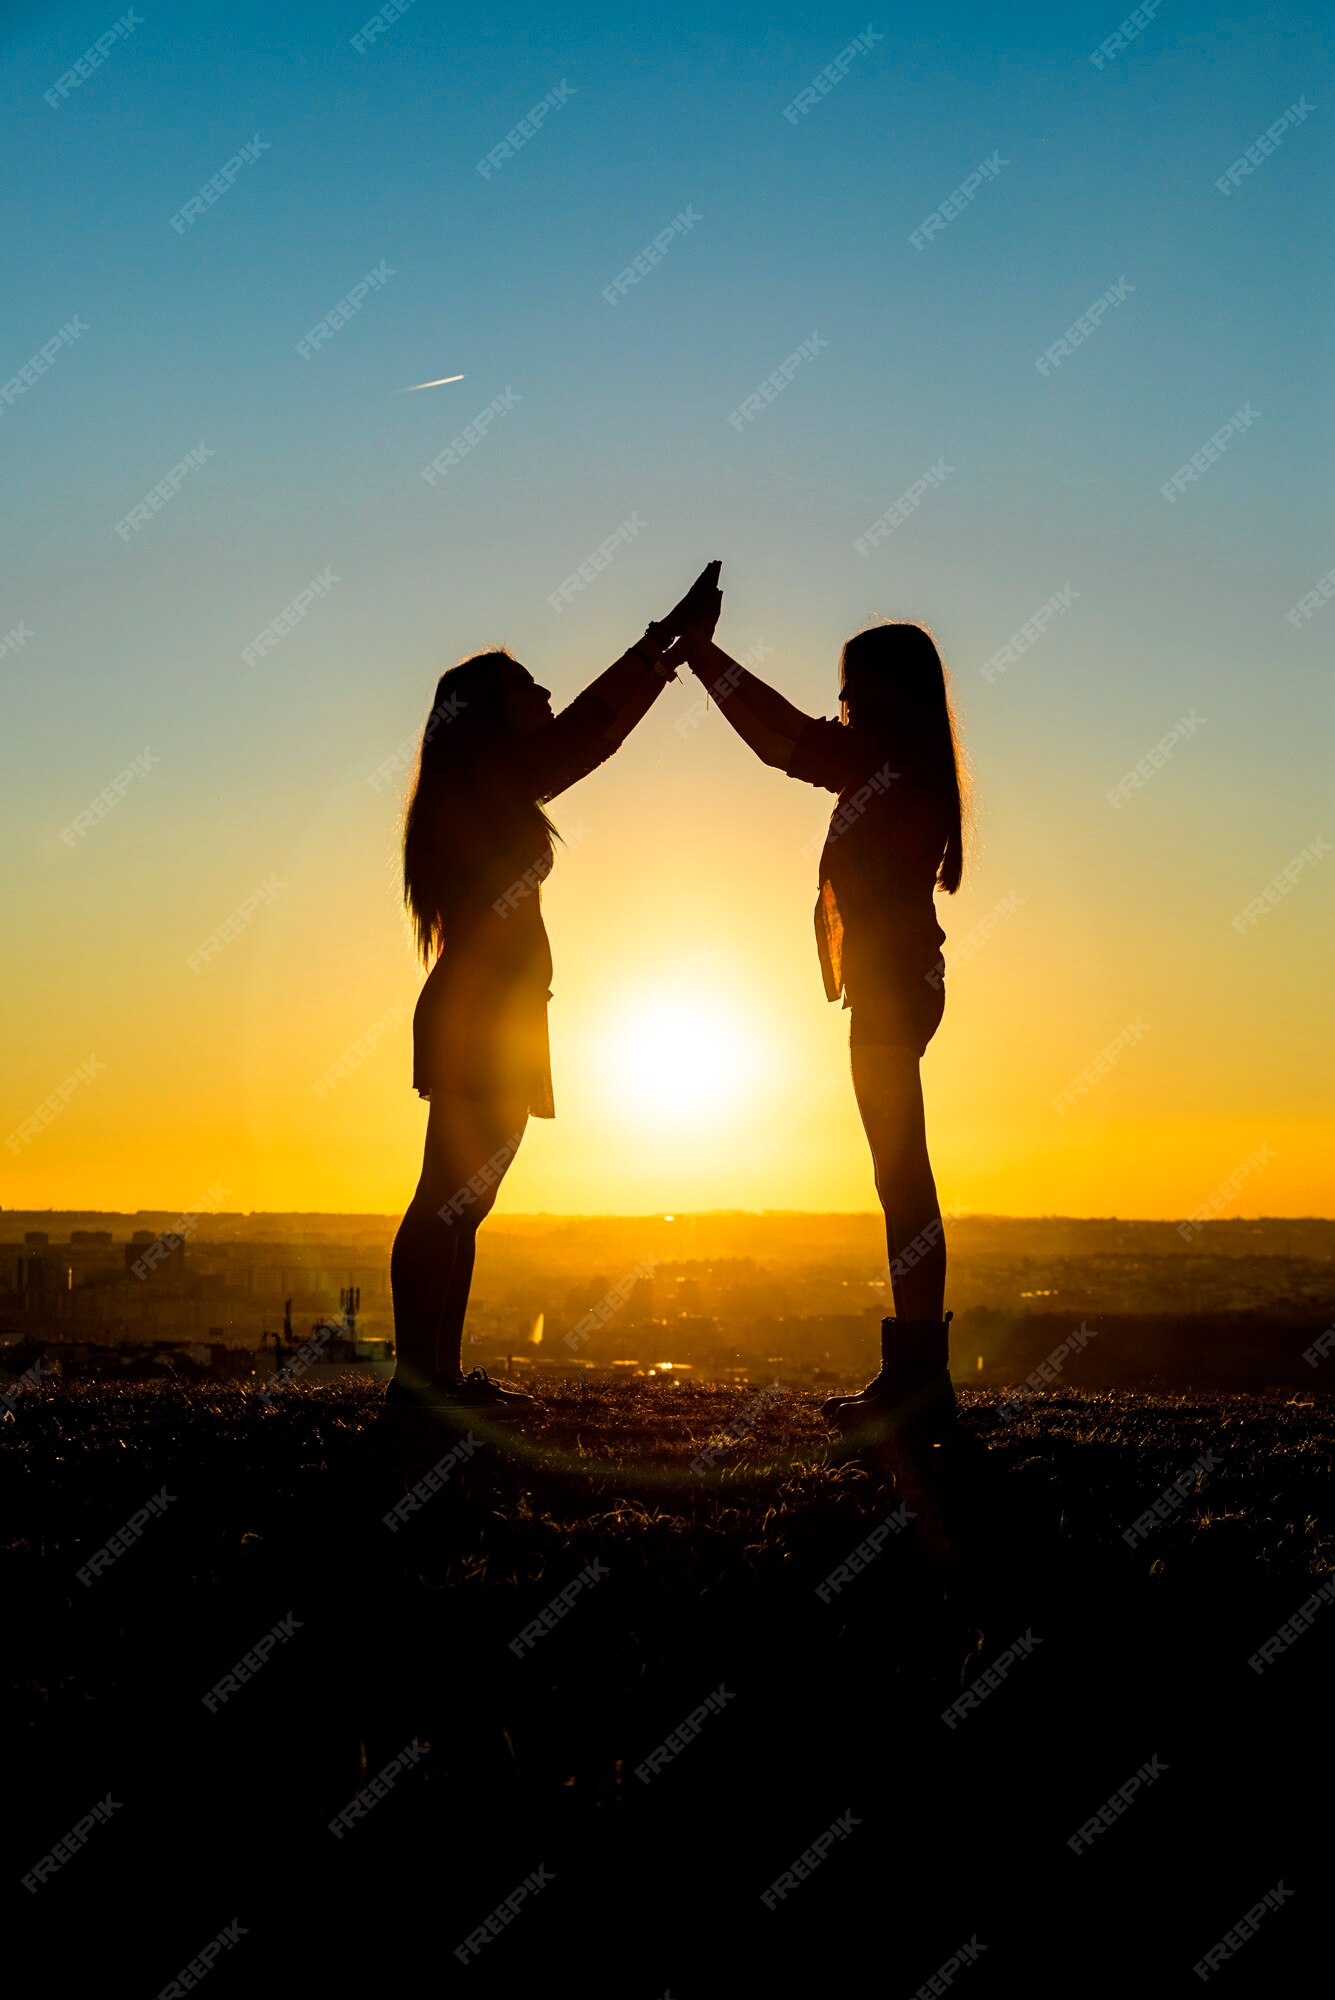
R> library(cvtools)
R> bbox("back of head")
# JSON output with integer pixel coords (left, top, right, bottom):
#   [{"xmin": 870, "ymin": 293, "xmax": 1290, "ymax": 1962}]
[
  {"xmin": 401, "ymin": 649, "xmax": 555, "ymax": 962},
  {"xmin": 838, "ymin": 622, "xmax": 969, "ymax": 892}
]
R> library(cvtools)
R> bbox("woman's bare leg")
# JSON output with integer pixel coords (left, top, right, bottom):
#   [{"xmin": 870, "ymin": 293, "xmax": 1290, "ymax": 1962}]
[
  {"xmin": 849, "ymin": 1045, "xmax": 945, "ymax": 1321},
  {"xmin": 390, "ymin": 1095, "xmax": 527, "ymax": 1390}
]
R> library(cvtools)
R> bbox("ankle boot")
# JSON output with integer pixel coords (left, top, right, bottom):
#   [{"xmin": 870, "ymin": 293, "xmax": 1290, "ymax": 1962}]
[
  {"xmin": 826, "ymin": 1313, "xmax": 956, "ymax": 1436},
  {"xmin": 885, "ymin": 1312, "xmax": 957, "ymax": 1435},
  {"xmin": 819, "ymin": 1318, "xmax": 894, "ymax": 1420}
]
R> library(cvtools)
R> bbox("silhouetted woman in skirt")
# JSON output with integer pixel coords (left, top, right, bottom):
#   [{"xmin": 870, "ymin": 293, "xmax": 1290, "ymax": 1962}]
[{"xmin": 388, "ymin": 564, "xmax": 721, "ymax": 1415}]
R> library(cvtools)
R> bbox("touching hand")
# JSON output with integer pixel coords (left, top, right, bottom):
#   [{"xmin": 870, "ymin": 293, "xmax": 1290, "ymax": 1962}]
[{"xmin": 661, "ymin": 560, "xmax": 722, "ymax": 638}]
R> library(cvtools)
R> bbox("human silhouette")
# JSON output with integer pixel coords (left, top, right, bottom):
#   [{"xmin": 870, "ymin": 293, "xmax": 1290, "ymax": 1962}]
[
  {"xmin": 668, "ymin": 609, "xmax": 968, "ymax": 1439},
  {"xmin": 386, "ymin": 563, "xmax": 723, "ymax": 1417}
]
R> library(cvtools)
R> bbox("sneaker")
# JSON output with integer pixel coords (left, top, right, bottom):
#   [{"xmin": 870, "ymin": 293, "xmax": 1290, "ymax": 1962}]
[
  {"xmin": 453, "ymin": 1367, "xmax": 535, "ymax": 1414},
  {"xmin": 379, "ymin": 1369, "xmax": 534, "ymax": 1423}
]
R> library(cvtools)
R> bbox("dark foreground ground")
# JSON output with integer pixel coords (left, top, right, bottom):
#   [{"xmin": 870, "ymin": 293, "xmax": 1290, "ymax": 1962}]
[{"xmin": 5, "ymin": 1379, "xmax": 1332, "ymax": 1994}]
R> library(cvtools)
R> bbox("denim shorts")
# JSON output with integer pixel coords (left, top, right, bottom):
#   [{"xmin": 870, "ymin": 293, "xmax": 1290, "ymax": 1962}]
[{"xmin": 846, "ymin": 957, "xmax": 945, "ymax": 1056}]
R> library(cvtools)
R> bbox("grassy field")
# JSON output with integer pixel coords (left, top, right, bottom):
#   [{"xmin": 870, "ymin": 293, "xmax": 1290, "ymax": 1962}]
[{"xmin": 7, "ymin": 1379, "xmax": 1331, "ymax": 1992}]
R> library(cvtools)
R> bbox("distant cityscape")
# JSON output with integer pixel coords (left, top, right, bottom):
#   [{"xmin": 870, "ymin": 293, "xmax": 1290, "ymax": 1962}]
[{"xmin": 3, "ymin": 1209, "xmax": 1332, "ymax": 1392}]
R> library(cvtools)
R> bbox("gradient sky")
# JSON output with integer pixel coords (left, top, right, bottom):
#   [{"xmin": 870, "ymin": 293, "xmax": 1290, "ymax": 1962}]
[{"xmin": 3, "ymin": 1, "xmax": 1331, "ymax": 1218}]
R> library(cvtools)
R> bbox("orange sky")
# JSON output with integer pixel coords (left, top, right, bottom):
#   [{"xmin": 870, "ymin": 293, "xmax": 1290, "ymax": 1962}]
[{"xmin": 6, "ymin": 593, "xmax": 1329, "ymax": 1220}]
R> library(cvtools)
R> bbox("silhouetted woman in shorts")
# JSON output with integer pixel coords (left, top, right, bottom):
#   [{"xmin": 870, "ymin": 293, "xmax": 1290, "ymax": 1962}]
[{"xmin": 670, "ymin": 613, "xmax": 968, "ymax": 1437}]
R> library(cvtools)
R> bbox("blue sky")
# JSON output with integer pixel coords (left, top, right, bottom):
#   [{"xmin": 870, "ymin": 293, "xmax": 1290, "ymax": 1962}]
[{"xmin": 3, "ymin": 2, "xmax": 1331, "ymax": 1214}]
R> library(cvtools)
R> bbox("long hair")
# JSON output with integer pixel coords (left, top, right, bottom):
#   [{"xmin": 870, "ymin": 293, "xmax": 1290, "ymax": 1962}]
[
  {"xmin": 838, "ymin": 622, "xmax": 970, "ymax": 893},
  {"xmin": 401, "ymin": 649, "xmax": 558, "ymax": 964}
]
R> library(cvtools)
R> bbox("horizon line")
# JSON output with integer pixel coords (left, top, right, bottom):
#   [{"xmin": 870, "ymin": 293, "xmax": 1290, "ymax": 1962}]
[{"xmin": 3, "ymin": 1207, "xmax": 1330, "ymax": 1226}]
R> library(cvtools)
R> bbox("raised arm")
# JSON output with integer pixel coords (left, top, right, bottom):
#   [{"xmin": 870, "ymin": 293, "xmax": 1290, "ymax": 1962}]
[
  {"xmin": 677, "ymin": 635, "xmax": 815, "ymax": 769},
  {"xmin": 532, "ymin": 563, "xmax": 722, "ymax": 800}
]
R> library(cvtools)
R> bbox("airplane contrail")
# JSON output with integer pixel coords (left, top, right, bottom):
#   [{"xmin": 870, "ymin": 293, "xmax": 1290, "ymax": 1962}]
[{"xmin": 402, "ymin": 374, "xmax": 465, "ymax": 392}]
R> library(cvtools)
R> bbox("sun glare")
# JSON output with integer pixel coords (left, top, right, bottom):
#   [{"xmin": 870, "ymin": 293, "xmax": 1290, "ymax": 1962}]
[{"xmin": 604, "ymin": 995, "xmax": 760, "ymax": 1127}]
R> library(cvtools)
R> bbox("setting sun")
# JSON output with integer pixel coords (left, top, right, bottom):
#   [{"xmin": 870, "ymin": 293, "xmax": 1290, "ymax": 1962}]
[{"xmin": 603, "ymin": 993, "xmax": 763, "ymax": 1127}]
